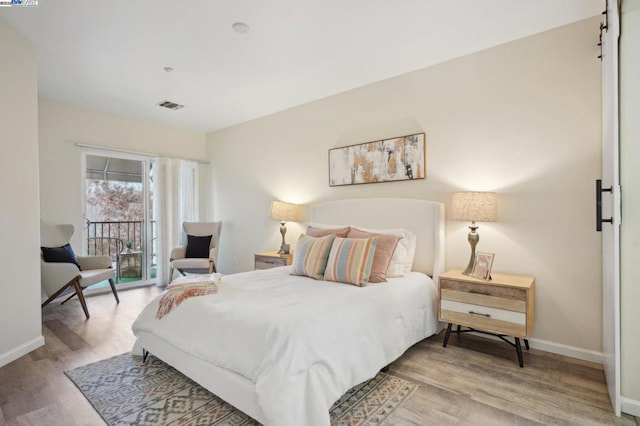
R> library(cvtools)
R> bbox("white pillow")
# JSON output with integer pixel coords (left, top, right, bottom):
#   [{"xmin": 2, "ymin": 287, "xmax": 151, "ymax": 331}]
[{"xmin": 354, "ymin": 226, "xmax": 416, "ymax": 277}]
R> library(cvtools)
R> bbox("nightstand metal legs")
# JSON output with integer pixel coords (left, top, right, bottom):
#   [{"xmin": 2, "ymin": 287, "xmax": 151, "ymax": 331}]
[
  {"xmin": 515, "ymin": 338, "xmax": 524, "ymax": 368},
  {"xmin": 443, "ymin": 323, "xmax": 453, "ymax": 347},
  {"xmin": 443, "ymin": 323, "xmax": 530, "ymax": 367}
]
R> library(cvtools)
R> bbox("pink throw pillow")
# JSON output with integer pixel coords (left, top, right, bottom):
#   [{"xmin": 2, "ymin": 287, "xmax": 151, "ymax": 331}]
[
  {"xmin": 306, "ymin": 225, "xmax": 350, "ymax": 238},
  {"xmin": 347, "ymin": 228, "xmax": 401, "ymax": 283}
]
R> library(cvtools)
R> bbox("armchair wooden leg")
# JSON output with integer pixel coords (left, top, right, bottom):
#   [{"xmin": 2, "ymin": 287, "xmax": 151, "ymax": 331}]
[
  {"xmin": 42, "ymin": 275, "xmax": 81, "ymax": 308},
  {"xmin": 60, "ymin": 292, "xmax": 77, "ymax": 305},
  {"xmin": 42, "ymin": 288, "xmax": 70, "ymax": 308},
  {"xmin": 73, "ymin": 280, "xmax": 90, "ymax": 319},
  {"xmin": 209, "ymin": 261, "xmax": 214, "ymax": 274},
  {"xmin": 169, "ymin": 265, "xmax": 174, "ymax": 283},
  {"xmin": 108, "ymin": 278, "xmax": 120, "ymax": 304}
]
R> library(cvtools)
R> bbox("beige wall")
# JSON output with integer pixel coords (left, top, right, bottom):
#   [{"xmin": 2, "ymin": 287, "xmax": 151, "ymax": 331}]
[
  {"xmin": 0, "ymin": 19, "xmax": 43, "ymax": 366},
  {"xmin": 38, "ymin": 98, "xmax": 207, "ymax": 250},
  {"xmin": 206, "ymin": 18, "xmax": 603, "ymax": 356},
  {"xmin": 620, "ymin": 0, "xmax": 640, "ymax": 410}
]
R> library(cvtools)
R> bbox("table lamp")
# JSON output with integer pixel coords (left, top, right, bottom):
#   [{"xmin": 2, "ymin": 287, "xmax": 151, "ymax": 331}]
[
  {"xmin": 450, "ymin": 192, "xmax": 497, "ymax": 275},
  {"xmin": 269, "ymin": 200, "xmax": 302, "ymax": 255}
]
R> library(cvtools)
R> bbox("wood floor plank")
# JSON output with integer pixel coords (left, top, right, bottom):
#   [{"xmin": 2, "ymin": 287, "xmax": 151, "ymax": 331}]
[
  {"xmin": 0, "ymin": 286, "xmax": 635, "ymax": 426},
  {"xmin": 14, "ymin": 402, "xmax": 81, "ymax": 426},
  {"xmin": 383, "ymin": 331, "xmax": 629, "ymax": 425},
  {"xmin": 43, "ymin": 319, "xmax": 90, "ymax": 351}
]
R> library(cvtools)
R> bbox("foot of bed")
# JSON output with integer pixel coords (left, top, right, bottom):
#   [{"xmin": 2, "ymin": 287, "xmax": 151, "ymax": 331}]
[
  {"xmin": 380, "ymin": 365, "xmax": 390, "ymax": 373},
  {"xmin": 142, "ymin": 349, "xmax": 149, "ymax": 363}
]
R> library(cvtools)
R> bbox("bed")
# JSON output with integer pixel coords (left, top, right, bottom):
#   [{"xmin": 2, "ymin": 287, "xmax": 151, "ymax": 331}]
[{"xmin": 132, "ymin": 198, "xmax": 445, "ymax": 426}]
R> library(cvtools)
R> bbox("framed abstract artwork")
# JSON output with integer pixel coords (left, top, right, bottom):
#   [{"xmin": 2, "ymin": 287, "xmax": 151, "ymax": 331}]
[{"xmin": 328, "ymin": 133, "xmax": 426, "ymax": 187}]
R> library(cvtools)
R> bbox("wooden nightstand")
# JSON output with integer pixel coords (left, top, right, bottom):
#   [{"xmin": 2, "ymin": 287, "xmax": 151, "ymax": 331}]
[
  {"xmin": 254, "ymin": 251, "xmax": 293, "ymax": 270},
  {"xmin": 438, "ymin": 269, "xmax": 535, "ymax": 367}
]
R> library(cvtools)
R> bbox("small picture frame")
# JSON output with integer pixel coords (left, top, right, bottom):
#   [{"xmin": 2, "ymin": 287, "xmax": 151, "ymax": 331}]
[{"xmin": 471, "ymin": 252, "xmax": 495, "ymax": 280}]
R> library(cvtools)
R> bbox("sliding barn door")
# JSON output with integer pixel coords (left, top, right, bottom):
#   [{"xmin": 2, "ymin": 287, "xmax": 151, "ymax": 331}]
[{"xmin": 599, "ymin": 0, "xmax": 621, "ymax": 416}]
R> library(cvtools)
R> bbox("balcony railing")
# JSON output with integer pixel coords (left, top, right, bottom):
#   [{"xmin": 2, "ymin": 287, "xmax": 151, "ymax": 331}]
[{"xmin": 86, "ymin": 220, "xmax": 156, "ymax": 282}]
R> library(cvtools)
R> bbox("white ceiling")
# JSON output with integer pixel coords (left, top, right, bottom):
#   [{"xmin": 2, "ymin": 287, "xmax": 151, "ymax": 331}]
[{"xmin": 0, "ymin": 0, "xmax": 603, "ymax": 133}]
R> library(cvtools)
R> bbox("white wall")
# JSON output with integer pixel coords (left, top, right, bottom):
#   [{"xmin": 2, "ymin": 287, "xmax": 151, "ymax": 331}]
[
  {"xmin": 620, "ymin": 0, "xmax": 640, "ymax": 413},
  {"xmin": 0, "ymin": 19, "xmax": 44, "ymax": 367},
  {"xmin": 206, "ymin": 18, "xmax": 603, "ymax": 356},
  {"xmin": 38, "ymin": 98, "xmax": 207, "ymax": 249}
]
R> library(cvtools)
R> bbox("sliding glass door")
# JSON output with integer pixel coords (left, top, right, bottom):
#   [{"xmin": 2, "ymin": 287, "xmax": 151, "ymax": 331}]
[{"xmin": 82, "ymin": 151, "xmax": 155, "ymax": 287}]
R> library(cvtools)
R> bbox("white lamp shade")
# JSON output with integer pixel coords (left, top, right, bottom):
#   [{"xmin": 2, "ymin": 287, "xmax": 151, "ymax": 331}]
[
  {"xmin": 269, "ymin": 201, "xmax": 302, "ymax": 222},
  {"xmin": 450, "ymin": 192, "xmax": 497, "ymax": 222}
]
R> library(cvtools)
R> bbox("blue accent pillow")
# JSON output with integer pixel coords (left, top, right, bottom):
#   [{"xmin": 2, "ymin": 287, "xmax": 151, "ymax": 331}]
[
  {"xmin": 185, "ymin": 234, "xmax": 212, "ymax": 258},
  {"xmin": 41, "ymin": 243, "xmax": 81, "ymax": 270}
]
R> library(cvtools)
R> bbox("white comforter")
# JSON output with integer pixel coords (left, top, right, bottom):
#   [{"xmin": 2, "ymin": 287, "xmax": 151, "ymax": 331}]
[{"xmin": 132, "ymin": 266, "xmax": 439, "ymax": 426}]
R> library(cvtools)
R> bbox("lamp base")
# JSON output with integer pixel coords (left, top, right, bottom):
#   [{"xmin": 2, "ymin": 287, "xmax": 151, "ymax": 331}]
[
  {"xmin": 462, "ymin": 260, "xmax": 475, "ymax": 276},
  {"xmin": 278, "ymin": 222, "xmax": 288, "ymax": 254},
  {"xmin": 278, "ymin": 243, "xmax": 290, "ymax": 255},
  {"xmin": 462, "ymin": 223, "xmax": 479, "ymax": 276}
]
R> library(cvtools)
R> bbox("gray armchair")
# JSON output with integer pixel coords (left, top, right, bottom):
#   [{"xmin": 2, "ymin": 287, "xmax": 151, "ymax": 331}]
[
  {"xmin": 169, "ymin": 221, "xmax": 222, "ymax": 282},
  {"xmin": 41, "ymin": 222, "xmax": 119, "ymax": 319}
]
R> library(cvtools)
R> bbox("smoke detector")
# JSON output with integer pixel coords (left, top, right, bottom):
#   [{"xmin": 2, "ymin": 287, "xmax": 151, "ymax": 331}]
[{"xmin": 157, "ymin": 100, "xmax": 184, "ymax": 111}]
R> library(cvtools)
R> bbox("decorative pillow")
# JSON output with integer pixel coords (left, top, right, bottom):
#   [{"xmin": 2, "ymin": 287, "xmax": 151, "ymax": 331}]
[
  {"xmin": 323, "ymin": 237, "xmax": 378, "ymax": 286},
  {"xmin": 306, "ymin": 225, "xmax": 350, "ymax": 238},
  {"xmin": 291, "ymin": 234, "xmax": 336, "ymax": 280},
  {"xmin": 41, "ymin": 243, "xmax": 81, "ymax": 270},
  {"xmin": 355, "ymin": 226, "xmax": 416, "ymax": 277},
  {"xmin": 347, "ymin": 228, "xmax": 401, "ymax": 283},
  {"xmin": 185, "ymin": 234, "xmax": 212, "ymax": 258}
]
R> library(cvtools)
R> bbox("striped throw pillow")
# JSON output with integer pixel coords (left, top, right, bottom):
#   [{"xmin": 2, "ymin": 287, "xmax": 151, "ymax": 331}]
[
  {"xmin": 323, "ymin": 237, "xmax": 378, "ymax": 286},
  {"xmin": 291, "ymin": 234, "xmax": 337, "ymax": 280}
]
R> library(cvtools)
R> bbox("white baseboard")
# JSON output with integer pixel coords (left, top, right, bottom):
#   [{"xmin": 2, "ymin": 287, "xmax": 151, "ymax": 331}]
[
  {"xmin": 462, "ymin": 331, "xmax": 603, "ymax": 364},
  {"xmin": 527, "ymin": 337, "xmax": 603, "ymax": 364},
  {"xmin": 622, "ymin": 396, "xmax": 640, "ymax": 417},
  {"xmin": 0, "ymin": 335, "xmax": 45, "ymax": 368}
]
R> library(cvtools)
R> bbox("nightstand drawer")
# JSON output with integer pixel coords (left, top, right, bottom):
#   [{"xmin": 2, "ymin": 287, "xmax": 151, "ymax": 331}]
[
  {"xmin": 440, "ymin": 279, "xmax": 526, "ymax": 301},
  {"xmin": 441, "ymin": 299, "xmax": 526, "ymax": 324},
  {"xmin": 440, "ymin": 308, "xmax": 527, "ymax": 337},
  {"xmin": 255, "ymin": 259, "xmax": 287, "ymax": 269},
  {"xmin": 440, "ymin": 288, "xmax": 526, "ymax": 312},
  {"xmin": 255, "ymin": 252, "xmax": 293, "ymax": 270}
]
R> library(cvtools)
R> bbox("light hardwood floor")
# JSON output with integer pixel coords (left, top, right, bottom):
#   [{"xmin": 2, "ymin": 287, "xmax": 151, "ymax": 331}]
[{"xmin": 0, "ymin": 286, "xmax": 636, "ymax": 426}]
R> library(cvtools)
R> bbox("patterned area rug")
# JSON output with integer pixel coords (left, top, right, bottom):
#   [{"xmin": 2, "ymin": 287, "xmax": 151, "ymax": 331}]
[{"xmin": 66, "ymin": 353, "xmax": 417, "ymax": 425}]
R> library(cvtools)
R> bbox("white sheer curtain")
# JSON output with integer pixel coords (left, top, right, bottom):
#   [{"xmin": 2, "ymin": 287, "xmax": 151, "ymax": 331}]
[{"xmin": 154, "ymin": 158, "xmax": 199, "ymax": 286}]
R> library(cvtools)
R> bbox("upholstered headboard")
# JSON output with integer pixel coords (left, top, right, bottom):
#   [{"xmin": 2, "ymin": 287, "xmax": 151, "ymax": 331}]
[{"xmin": 308, "ymin": 198, "xmax": 445, "ymax": 281}]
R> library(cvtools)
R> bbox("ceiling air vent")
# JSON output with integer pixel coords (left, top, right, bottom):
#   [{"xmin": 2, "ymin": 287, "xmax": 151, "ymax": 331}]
[{"xmin": 157, "ymin": 100, "xmax": 184, "ymax": 111}]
